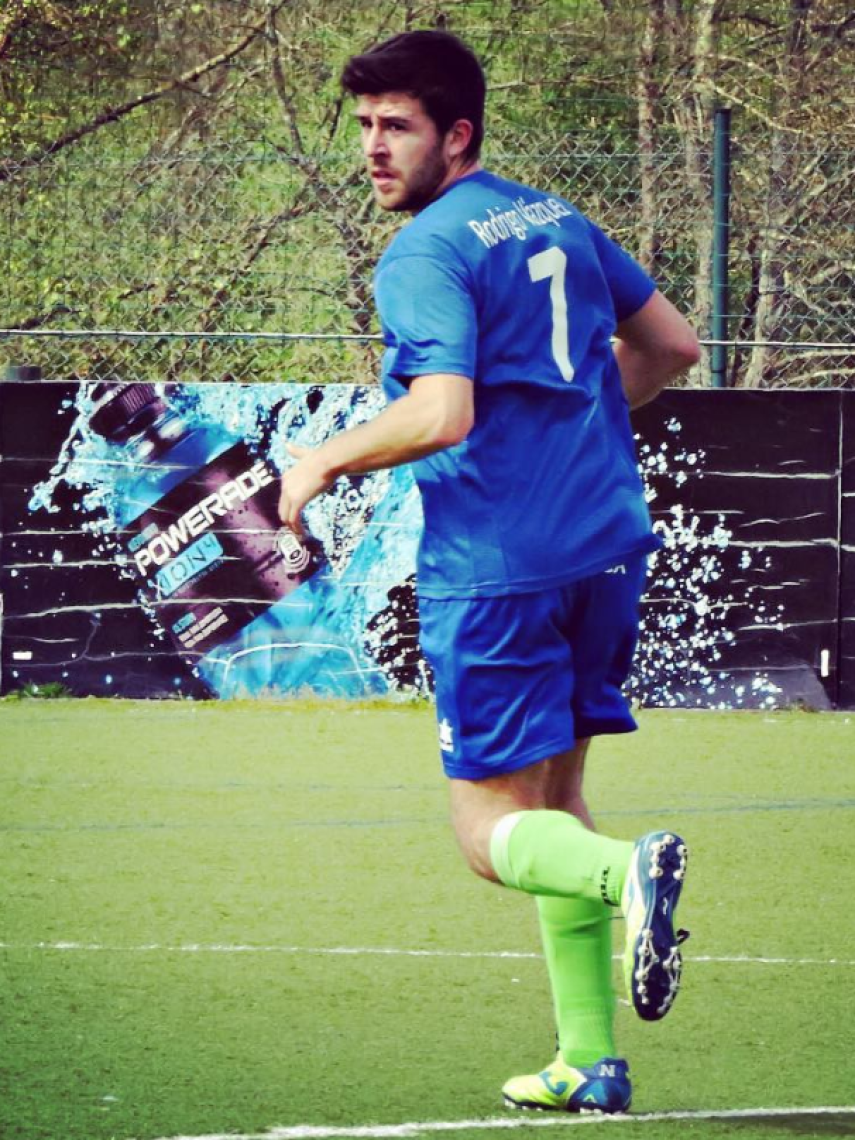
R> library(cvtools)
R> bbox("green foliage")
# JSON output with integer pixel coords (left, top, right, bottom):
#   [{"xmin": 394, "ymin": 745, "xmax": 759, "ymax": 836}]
[
  {"xmin": 4, "ymin": 680, "xmax": 72, "ymax": 699},
  {"xmin": 1, "ymin": 0, "xmax": 853, "ymax": 387}
]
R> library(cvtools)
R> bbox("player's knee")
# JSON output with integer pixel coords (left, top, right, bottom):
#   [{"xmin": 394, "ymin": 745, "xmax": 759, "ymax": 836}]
[
  {"xmin": 463, "ymin": 843, "xmax": 502, "ymax": 883},
  {"xmin": 452, "ymin": 813, "xmax": 503, "ymax": 882}
]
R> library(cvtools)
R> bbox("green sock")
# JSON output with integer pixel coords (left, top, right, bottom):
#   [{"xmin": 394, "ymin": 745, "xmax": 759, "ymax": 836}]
[
  {"xmin": 490, "ymin": 810, "xmax": 632, "ymax": 906},
  {"xmin": 537, "ymin": 895, "xmax": 616, "ymax": 1067}
]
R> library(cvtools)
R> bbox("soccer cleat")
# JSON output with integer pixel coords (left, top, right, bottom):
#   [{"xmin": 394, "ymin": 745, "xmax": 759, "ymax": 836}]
[
  {"xmin": 622, "ymin": 830, "xmax": 690, "ymax": 1021},
  {"xmin": 502, "ymin": 1055, "xmax": 631, "ymax": 1114}
]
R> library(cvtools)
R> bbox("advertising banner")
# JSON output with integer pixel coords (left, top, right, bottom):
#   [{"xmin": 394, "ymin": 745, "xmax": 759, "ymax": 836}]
[{"xmin": 0, "ymin": 382, "xmax": 848, "ymax": 708}]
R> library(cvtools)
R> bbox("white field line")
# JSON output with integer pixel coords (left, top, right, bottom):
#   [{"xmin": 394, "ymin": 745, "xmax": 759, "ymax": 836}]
[
  {"xmin": 1, "ymin": 941, "xmax": 854, "ymax": 967},
  {"xmin": 143, "ymin": 1105, "xmax": 855, "ymax": 1140}
]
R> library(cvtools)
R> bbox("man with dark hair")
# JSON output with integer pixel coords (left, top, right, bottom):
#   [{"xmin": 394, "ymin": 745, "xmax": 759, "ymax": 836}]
[
  {"xmin": 279, "ymin": 29, "xmax": 699, "ymax": 1115},
  {"xmin": 340, "ymin": 31, "xmax": 486, "ymax": 163}
]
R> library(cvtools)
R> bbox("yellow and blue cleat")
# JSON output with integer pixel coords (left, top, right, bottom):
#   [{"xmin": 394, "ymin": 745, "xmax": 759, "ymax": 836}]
[
  {"xmin": 622, "ymin": 830, "xmax": 690, "ymax": 1021},
  {"xmin": 502, "ymin": 1055, "xmax": 631, "ymax": 1114}
]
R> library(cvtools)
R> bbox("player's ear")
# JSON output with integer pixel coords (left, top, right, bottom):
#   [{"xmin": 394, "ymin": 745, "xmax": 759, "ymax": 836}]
[{"xmin": 446, "ymin": 118, "xmax": 474, "ymax": 160}]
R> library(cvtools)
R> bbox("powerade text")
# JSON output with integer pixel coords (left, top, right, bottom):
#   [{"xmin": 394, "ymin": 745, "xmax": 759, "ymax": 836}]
[{"xmin": 132, "ymin": 459, "xmax": 275, "ymax": 574}]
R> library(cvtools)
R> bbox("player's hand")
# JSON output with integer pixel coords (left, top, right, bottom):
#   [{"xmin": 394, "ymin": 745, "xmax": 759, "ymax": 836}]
[{"xmin": 278, "ymin": 443, "xmax": 335, "ymax": 537}]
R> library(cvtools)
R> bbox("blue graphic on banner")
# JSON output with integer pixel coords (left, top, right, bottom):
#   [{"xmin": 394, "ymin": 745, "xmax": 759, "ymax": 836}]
[{"xmin": 26, "ymin": 382, "xmax": 424, "ymax": 700}]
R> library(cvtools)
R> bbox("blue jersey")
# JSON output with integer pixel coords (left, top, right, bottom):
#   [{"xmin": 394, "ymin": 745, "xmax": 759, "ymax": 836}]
[{"xmin": 374, "ymin": 169, "xmax": 659, "ymax": 599}]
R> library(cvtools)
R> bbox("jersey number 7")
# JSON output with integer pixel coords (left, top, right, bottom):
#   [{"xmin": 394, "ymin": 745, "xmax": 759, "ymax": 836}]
[{"xmin": 527, "ymin": 247, "xmax": 575, "ymax": 383}]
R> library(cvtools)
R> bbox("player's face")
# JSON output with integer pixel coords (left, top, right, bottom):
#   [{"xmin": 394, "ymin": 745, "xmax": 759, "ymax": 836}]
[{"xmin": 354, "ymin": 93, "xmax": 455, "ymax": 213}]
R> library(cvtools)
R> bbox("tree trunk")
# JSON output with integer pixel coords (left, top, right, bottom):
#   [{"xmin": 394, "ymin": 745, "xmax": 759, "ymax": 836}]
[
  {"xmin": 637, "ymin": 0, "xmax": 664, "ymax": 273},
  {"xmin": 741, "ymin": 0, "xmax": 811, "ymax": 388},
  {"xmin": 679, "ymin": 0, "xmax": 719, "ymax": 364}
]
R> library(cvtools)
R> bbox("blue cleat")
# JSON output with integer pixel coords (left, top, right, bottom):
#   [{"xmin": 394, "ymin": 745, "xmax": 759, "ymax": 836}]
[
  {"xmin": 622, "ymin": 830, "xmax": 690, "ymax": 1021},
  {"xmin": 502, "ymin": 1055, "xmax": 631, "ymax": 1114}
]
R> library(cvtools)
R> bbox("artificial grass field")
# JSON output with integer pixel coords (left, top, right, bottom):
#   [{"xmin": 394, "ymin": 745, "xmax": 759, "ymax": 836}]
[{"xmin": 1, "ymin": 700, "xmax": 855, "ymax": 1140}]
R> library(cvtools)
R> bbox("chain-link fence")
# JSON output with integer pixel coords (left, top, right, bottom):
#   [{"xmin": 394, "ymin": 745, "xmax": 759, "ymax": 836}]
[{"xmin": 2, "ymin": 2, "xmax": 853, "ymax": 389}]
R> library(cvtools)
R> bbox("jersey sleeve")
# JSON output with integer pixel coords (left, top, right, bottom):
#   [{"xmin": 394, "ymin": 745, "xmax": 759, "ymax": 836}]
[
  {"xmin": 374, "ymin": 253, "xmax": 477, "ymax": 380},
  {"xmin": 585, "ymin": 220, "xmax": 657, "ymax": 323}
]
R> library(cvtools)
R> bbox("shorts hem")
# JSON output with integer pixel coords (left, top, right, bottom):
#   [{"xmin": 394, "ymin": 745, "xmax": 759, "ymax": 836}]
[
  {"xmin": 442, "ymin": 716, "xmax": 638, "ymax": 781},
  {"xmin": 442, "ymin": 737, "xmax": 576, "ymax": 781},
  {"xmin": 575, "ymin": 715, "xmax": 638, "ymax": 740}
]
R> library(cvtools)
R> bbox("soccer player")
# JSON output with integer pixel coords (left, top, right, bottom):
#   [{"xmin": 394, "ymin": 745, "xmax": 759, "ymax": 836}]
[{"xmin": 278, "ymin": 30, "xmax": 700, "ymax": 1114}]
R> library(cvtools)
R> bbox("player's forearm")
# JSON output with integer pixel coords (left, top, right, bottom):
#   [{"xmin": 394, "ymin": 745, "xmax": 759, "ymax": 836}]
[
  {"xmin": 313, "ymin": 399, "xmax": 449, "ymax": 478},
  {"xmin": 613, "ymin": 341, "xmax": 697, "ymax": 410},
  {"xmin": 278, "ymin": 374, "xmax": 474, "ymax": 533},
  {"xmin": 613, "ymin": 290, "xmax": 701, "ymax": 409},
  {"xmin": 313, "ymin": 375, "xmax": 474, "ymax": 480}
]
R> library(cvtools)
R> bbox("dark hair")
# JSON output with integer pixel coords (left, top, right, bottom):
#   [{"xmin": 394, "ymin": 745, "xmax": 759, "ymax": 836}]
[{"xmin": 341, "ymin": 31, "xmax": 485, "ymax": 161}]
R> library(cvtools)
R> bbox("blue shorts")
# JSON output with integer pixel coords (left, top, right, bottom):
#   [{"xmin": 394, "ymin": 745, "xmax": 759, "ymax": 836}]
[{"xmin": 418, "ymin": 555, "xmax": 647, "ymax": 780}]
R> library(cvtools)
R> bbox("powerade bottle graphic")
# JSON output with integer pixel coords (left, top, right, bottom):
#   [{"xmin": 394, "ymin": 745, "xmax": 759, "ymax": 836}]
[{"xmin": 87, "ymin": 382, "xmax": 370, "ymax": 698}]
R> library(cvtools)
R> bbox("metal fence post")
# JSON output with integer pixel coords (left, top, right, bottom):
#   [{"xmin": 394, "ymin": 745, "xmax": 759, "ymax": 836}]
[{"xmin": 711, "ymin": 107, "xmax": 732, "ymax": 389}]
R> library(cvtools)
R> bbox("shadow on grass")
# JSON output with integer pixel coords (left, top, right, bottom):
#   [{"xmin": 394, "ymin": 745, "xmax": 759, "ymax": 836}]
[{"xmin": 715, "ymin": 1113, "xmax": 855, "ymax": 1136}]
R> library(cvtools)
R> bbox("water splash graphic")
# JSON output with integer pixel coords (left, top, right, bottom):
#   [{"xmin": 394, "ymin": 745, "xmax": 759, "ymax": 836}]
[
  {"xmin": 634, "ymin": 425, "xmax": 783, "ymax": 709},
  {"xmin": 25, "ymin": 392, "xmax": 783, "ymax": 707},
  {"xmin": 28, "ymin": 383, "xmax": 420, "ymax": 699}
]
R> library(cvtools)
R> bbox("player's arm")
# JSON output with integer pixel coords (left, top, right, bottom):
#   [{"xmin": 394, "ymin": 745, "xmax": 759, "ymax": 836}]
[
  {"xmin": 612, "ymin": 290, "xmax": 701, "ymax": 410},
  {"xmin": 278, "ymin": 373, "xmax": 474, "ymax": 534}
]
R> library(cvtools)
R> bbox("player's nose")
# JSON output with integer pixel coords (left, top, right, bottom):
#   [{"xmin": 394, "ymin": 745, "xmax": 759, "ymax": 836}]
[{"xmin": 364, "ymin": 124, "xmax": 388, "ymax": 158}]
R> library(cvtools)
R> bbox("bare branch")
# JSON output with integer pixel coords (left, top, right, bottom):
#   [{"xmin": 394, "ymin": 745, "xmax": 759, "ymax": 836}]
[
  {"xmin": 0, "ymin": 1, "xmax": 291, "ymax": 185},
  {"xmin": 637, "ymin": 0, "xmax": 664, "ymax": 272},
  {"xmin": 0, "ymin": 1, "xmax": 28, "ymax": 64},
  {"xmin": 265, "ymin": 1, "xmax": 304, "ymax": 157},
  {"xmin": 705, "ymin": 81, "xmax": 805, "ymax": 134},
  {"xmin": 813, "ymin": 10, "xmax": 855, "ymax": 39},
  {"xmin": 14, "ymin": 303, "xmax": 81, "ymax": 330}
]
